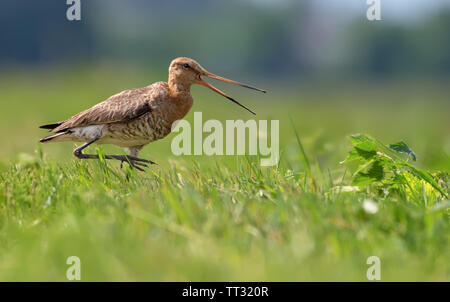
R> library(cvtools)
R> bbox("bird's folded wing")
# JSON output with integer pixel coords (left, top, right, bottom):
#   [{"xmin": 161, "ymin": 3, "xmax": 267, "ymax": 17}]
[{"xmin": 52, "ymin": 87, "xmax": 154, "ymax": 132}]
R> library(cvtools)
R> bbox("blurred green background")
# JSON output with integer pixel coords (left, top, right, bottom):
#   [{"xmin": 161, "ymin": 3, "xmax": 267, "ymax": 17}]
[
  {"xmin": 0, "ymin": 0, "xmax": 449, "ymax": 281},
  {"xmin": 0, "ymin": 0, "xmax": 449, "ymax": 169}
]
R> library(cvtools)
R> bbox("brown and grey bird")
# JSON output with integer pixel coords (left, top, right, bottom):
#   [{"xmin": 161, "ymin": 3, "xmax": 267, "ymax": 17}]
[{"xmin": 39, "ymin": 57, "xmax": 266, "ymax": 170}]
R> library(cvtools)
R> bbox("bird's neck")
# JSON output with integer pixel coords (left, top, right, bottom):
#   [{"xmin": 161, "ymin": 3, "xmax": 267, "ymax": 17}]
[
  {"xmin": 168, "ymin": 80, "xmax": 193, "ymax": 105},
  {"xmin": 168, "ymin": 76, "xmax": 191, "ymax": 95},
  {"xmin": 166, "ymin": 80, "xmax": 194, "ymax": 122}
]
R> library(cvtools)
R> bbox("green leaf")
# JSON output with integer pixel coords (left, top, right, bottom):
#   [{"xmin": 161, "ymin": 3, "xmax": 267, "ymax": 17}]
[
  {"xmin": 350, "ymin": 134, "xmax": 377, "ymax": 152},
  {"xmin": 352, "ymin": 160, "xmax": 384, "ymax": 186},
  {"xmin": 343, "ymin": 148, "xmax": 376, "ymax": 163},
  {"xmin": 388, "ymin": 141, "xmax": 417, "ymax": 161},
  {"xmin": 343, "ymin": 134, "xmax": 377, "ymax": 163},
  {"xmin": 343, "ymin": 134, "xmax": 448, "ymax": 198}
]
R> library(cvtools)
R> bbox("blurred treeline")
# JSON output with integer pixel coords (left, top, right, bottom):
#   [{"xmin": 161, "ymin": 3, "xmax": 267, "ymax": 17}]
[{"xmin": 1, "ymin": 0, "xmax": 450, "ymax": 79}]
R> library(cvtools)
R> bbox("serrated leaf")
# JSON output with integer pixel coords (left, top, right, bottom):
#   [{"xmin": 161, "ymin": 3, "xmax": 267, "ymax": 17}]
[
  {"xmin": 350, "ymin": 134, "xmax": 377, "ymax": 152},
  {"xmin": 342, "ymin": 147, "xmax": 377, "ymax": 163},
  {"xmin": 388, "ymin": 141, "xmax": 417, "ymax": 161},
  {"xmin": 352, "ymin": 160, "xmax": 384, "ymax": 186},
  {"xmin": 342, "ymin": 134, "xmax": 377, "ymax": 163},
  {"xmin": 343, "ymin": 134, "xmax": 448, "ymax": 198}
]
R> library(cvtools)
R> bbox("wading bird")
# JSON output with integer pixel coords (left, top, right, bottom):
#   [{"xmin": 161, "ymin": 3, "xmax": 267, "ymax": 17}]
[{"xmin": 39, "ymin": 57, "xmax": 266, "ymax": 170}]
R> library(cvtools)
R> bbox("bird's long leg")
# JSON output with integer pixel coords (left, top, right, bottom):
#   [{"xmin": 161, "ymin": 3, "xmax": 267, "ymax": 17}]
[
  {"xmin": 73, "ymin": 136, "xmax": 102, "ymax": 159},
  {"xmin": 73, "ymin": 137, "xmax": 156, "ymax": 171}
]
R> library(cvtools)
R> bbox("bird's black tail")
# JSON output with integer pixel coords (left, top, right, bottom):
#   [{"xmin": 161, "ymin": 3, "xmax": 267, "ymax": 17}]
[{"xmin": 39, "ymin": 122, "xmax": 62, "ymax": 130}]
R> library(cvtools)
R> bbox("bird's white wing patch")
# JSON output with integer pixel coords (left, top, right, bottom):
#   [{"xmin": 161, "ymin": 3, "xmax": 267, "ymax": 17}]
[{"xmin": 71, "ymin": 125, "xmax": 104, "ymax": 139}]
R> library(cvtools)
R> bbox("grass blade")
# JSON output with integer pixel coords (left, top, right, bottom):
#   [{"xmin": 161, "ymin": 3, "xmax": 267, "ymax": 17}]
[{"xmin": 288, "ymin": 114, "xmax": 316, "ymax": 192}]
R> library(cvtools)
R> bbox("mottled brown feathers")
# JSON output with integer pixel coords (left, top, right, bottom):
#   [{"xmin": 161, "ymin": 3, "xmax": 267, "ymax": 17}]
[{"xmin": 52, "ymin": 84, "xmax": 159, "ymax": 132}]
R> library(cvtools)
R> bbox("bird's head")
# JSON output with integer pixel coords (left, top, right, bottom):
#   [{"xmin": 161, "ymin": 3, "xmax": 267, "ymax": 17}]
[{"xmin": 169, "ymin": 57, "xmax": 266, "ymax": 115}]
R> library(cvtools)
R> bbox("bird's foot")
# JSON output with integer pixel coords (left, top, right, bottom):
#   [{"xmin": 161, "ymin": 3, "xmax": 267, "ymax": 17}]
[
  {"xmin": 120, "ymin": 159, "xmax": 146, "ymax": 171},
  {"xmin": 115, "ymin": 155, "xmax": 157, "ymax": 171}
]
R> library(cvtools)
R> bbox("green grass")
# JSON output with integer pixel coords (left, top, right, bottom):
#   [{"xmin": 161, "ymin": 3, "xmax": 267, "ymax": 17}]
[{"xmin": 0, "ymin": 66, "xmax": 448, "ymax": 281}]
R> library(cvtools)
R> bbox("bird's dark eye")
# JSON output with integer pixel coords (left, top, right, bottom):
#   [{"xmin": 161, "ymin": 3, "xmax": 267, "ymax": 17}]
[{"xmin": 183, "ymin": 63, "xmax": 190, "ymax": 68}]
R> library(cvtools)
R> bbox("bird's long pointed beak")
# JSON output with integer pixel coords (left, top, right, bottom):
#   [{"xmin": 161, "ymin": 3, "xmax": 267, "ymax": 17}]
[
  {"xmin": 196, "ymin": 71, "xmax": 266, "ymax": 115},
  {"xmin": 204, "ymin": 71, "xmax": 267, "ymax": 93}
]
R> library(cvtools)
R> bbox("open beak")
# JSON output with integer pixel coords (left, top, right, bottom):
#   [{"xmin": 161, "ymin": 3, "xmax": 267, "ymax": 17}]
[{"xmin": 195, "ymin": 70, "xmax": 266, "ymax": 115}]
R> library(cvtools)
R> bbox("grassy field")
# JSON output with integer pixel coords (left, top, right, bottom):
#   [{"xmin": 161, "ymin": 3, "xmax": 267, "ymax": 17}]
[{"xmin": 0, "ymin": 66, "xmax": 449, "ymax": 281}]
